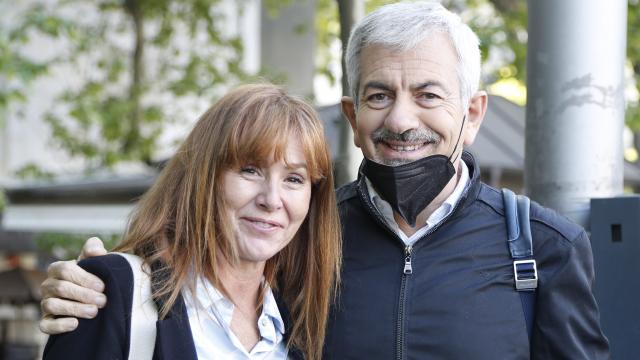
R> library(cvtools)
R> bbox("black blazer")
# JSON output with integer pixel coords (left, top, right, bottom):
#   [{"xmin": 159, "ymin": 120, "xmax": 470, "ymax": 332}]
[{"xmin": 43, "ymin": 254, "xmax": 302, "ymax": 360}]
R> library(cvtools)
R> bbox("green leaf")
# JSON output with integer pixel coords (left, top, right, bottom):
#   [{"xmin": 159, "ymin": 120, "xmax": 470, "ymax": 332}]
[{"xmin": 2, "ymin": 0, "xmax": 253, "ymax": 172}]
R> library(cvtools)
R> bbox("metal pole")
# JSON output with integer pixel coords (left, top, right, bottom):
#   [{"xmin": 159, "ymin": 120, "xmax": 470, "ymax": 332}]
[{"xmin": 525, "ymin": 0, "xmax": 627, "ymax": 227}]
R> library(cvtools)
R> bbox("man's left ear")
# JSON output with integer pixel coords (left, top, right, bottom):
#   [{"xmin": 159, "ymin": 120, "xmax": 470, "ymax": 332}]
[{"xmin": 463, "ymin": 91, "xmax": 488, "ymax": 147}]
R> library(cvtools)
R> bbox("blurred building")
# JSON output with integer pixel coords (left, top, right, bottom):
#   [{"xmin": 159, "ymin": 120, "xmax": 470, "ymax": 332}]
[
  {"xmin": 0, "ymin": 261, "xmax": 47, "ymax": 360},
  {"xmin": 0, "ymin": 227, "xmax": 45, "ymax": 360}
]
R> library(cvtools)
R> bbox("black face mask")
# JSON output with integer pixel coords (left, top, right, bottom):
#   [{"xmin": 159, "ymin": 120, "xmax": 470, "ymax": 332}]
[{"xmin": 361, "ymin": 116, "xmax": 465, "ymax": 227}]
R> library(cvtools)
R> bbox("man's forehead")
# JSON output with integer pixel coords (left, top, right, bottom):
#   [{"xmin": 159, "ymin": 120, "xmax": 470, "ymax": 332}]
[
  {"xmin": 358, "ymin": 40, "xmax": 459, "ymax": 93},
  {"xmin": 360, "ymin": 33, "xmax": 456, "ymax": 60}
]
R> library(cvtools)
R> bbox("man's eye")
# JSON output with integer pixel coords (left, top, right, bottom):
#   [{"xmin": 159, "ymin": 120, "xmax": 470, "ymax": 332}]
[
  {"xmin": 368, "ymin": 93, "xmax": 389, "ymax": 102},
  {"xmin": 416, "ymin": 92, "xmax": 445, "ymax": 108},
  {"xmin": 418, "ymin": 92, "xmax": 439, "ymax": 100},
  {"xmin": 365, "ymin": 93, "xmax": 393, "ymax": 109}
]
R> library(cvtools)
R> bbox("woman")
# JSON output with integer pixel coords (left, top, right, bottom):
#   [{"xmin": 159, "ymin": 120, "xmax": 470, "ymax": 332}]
[{"xmin": 43, "ymin": 84, "xmax": 341, "ymax": 360}]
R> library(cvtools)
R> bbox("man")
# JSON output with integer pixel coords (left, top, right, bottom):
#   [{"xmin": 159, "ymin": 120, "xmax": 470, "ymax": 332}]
[{"xmin": 40, "ymin": 2, "xmax": 610, "ymax": 358}]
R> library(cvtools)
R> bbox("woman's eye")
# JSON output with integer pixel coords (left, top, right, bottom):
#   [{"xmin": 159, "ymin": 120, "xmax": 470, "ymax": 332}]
[
  {"xmin": 240, "ymin": 166, "xmax": 259, "ymax": 175},
  {"xmin": 286, "ymin": 175, "xmax": 305, "ymax": 184}
]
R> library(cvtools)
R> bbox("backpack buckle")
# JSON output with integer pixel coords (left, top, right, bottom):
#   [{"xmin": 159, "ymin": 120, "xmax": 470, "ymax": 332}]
[{"xmin": 514, "ymin": 259, "xmax": 538, "ymax": 291}]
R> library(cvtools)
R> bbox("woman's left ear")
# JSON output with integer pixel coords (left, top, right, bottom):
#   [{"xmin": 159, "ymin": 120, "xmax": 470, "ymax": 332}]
[{"xmin": 462, "ymin": 91, "xmax": 488, "ymax": 147}]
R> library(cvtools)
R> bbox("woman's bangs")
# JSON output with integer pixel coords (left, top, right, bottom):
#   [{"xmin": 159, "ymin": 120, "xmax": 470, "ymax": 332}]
[
  {"xmin": 225, "ymin": 103, "xmax": 291, "ymax": 169},
  {"xmin": 223, "ymin": 96, "xmax": 330, "ymax": 185}
]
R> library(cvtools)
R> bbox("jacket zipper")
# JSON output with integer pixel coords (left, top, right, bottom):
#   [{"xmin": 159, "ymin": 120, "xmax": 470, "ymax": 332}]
[
  {"xmin": 357, "ymin": 185, "xmax": 411, "ymax": 360},
  {"xmin": 396, "ymin": 245, "xmax": 412, "ymax": 360},
  {"xmin": 403, "ymin": 245, "xmax": 413, "ymax": 274},
  {"xmin": 356, "ymin": 180, "xmax": 471, "ymax": 360}
]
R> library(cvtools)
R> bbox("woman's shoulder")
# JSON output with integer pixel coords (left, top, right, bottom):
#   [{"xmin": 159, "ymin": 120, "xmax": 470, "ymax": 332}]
[
  {"xmin": 78, "ymin": 252, "xmax": 135, "ymax": 271},
  {"xmin": 78, "ymin": 253, "xmax": 136, "ymax": 290},
  {"xmin": 43, "ymin": 254, "xmax": 138, "ymax": 359}
]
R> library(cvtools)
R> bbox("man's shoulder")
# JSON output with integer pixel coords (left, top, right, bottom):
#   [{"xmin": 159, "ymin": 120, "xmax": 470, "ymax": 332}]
[
  {"xmin": 335, "ymin": 181, "xmax": 359, "ymax": 204},
  {"xmin": 476, "ymin": 183, "xmax": 585, "ymax": 244},
  {"xmin": 528, "ymin": 199, "xmax": 585, "ymax": 244}
]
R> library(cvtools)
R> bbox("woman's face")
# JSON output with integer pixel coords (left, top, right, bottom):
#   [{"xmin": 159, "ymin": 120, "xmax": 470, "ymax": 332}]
[{"xmin": 222, "ymin": 135, "xmax": 312, "ymax": 266}]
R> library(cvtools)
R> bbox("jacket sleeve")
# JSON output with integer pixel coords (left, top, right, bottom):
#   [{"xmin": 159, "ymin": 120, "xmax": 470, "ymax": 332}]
[
  {"xmin": 532, "ymin": 230, "xmax": 610, "ymax": 359},
  {"xmin": 43, "ymin": 254, "xmax": 134, "ymax": 360}
]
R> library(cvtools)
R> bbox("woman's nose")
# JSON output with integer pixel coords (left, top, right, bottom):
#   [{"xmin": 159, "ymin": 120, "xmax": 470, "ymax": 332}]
[{"xmin": 256, "ymin": 182, "xmax": 283, "ymax": 211}]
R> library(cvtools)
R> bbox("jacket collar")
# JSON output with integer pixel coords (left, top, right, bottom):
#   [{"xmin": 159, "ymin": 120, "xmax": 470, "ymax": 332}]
[
  {"xmin": 456, "ymin": 151, "xmax": 482, "ymax": 210},
  {"xmin": 150, "ymin": 262, "xmax": 198, "ymax": 360},
  {"xmin": 152, "ymin": 292, "xmax": 198, "ymax": 360}
]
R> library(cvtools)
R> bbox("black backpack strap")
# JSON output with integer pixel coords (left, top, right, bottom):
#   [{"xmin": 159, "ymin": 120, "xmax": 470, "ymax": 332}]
[{"xmin": 502, "ymin": 188, "xmax": 537, "ymax": 342}]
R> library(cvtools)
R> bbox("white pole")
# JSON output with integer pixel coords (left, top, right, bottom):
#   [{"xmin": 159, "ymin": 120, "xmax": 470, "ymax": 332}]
[{"xmin": 525, "ymin": 0, "xmax": 628, "ymax": 227}]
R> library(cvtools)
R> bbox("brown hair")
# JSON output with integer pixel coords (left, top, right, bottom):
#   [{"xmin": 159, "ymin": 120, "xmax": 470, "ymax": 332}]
[{"xmin": 115, "ymin": 83, "xmax": 341, "ymax": 359}]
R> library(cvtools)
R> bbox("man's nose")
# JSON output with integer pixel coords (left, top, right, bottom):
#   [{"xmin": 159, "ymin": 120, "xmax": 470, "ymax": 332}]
[
  {"xmin": 256, "ymin": 181, "xmax": 283, "ymax": 211},
  {"xmin": 383, "ymin": 97, "xmax": 420, "ymax": 135}
]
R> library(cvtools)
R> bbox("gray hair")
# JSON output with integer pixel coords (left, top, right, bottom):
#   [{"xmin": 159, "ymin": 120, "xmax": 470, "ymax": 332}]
[{"xmin": 345, "ymin": 1, "xmax": 481, "ymax": 109}]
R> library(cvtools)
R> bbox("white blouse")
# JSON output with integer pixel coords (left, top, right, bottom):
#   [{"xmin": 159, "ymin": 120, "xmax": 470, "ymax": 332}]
[{"xmin": 182, "ymin": 277, "xmax": 288, "ymax": 359}]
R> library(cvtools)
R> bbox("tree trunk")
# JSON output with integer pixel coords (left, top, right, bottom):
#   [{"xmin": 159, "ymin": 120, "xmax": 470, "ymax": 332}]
[
  {"xmin": 335, "ymin": 0, "xmax": 364, "ymax": 186},
  {"xmin": 123, "ymin": 0, "xmax": 144, "ymax": 159}
]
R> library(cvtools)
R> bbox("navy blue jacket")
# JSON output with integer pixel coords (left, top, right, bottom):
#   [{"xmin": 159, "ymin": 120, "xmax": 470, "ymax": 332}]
[
  {"xmin": 323, "ymin": 152, "xmax": 610, "ymax": 359},
  {"xmin": 43, "ymin": 254, "xmax": 302, "ymax": 360}
]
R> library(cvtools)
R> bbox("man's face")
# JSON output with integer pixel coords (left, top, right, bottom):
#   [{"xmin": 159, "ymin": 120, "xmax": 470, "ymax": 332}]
[{"xmin": 344, "ymin": 33, "xmax": 470, "ymax": 166}]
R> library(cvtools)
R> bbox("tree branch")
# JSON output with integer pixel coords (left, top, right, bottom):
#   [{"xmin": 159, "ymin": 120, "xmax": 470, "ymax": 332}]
[{"xmin": 123, "ymin": 0, "xmax": 144, "ymax": 158}]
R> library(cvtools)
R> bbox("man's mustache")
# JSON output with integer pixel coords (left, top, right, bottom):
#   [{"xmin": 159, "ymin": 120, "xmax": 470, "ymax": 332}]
[{"xmin": 371, "ymin": 128, "xmax": 441, "ymax": 143}]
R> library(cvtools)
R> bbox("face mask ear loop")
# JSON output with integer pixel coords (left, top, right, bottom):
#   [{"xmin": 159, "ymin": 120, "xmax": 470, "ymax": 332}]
[{"xmin": 448, "ymin": 115, "xmax": 466, "ymax": 163}]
